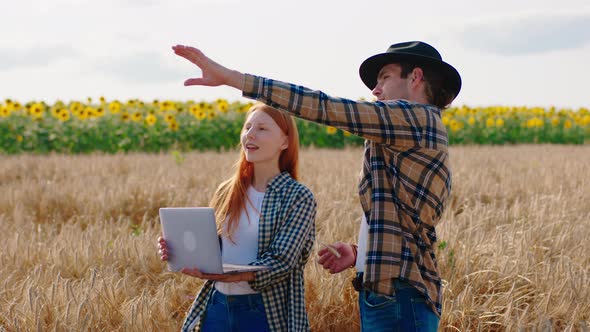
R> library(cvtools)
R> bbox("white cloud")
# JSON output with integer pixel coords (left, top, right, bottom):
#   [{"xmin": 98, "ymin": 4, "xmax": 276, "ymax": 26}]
[
  {"xmin": 94, "ymin": 52, "xmax": 188, "ymax": 83},
  {"xmin": 460, "ymin": 11, "xmax": 590, "ymax": 55},
  {"xmin": 0, "ymin": 45, "xmax": 77, "ymax": 70},
  {"xmin": 1, "ymin": 0, "xmax": 589, "ymax": 107}
]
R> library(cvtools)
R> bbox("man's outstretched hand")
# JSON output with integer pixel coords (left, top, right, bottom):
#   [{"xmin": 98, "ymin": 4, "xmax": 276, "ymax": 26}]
[
  {"xmin": 317, "ymin": 242, "xmax": 356, "ymax": 274},
  {"xmin": 171, "ymin": 45, "xmax": 244, "ymax": 90}
]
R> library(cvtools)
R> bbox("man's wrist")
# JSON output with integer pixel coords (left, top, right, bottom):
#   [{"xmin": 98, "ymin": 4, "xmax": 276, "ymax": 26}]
[
  {"xmin": 227, "ymin": 70, "xmax": 245, "ymax": 90},
  {"xmin": 350, "ymin": 243, "xmax": 358, "ymax": 269}
]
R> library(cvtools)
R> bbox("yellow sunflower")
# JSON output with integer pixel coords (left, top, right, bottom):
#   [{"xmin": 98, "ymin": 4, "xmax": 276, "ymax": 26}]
[
  {"xmin": 29, "ymin": 103, "xmax": 45, "ymax": 119},
  {"xmin": 326, "ymin": 126, "xmax": 338, "ymax": 135},
  {"xmin": 109, "ymin": 101, "xmax": 122, "ymax": 114},
  {"xmin": 145, "ymin": 114, "xmax": 157, "ymax": 126},
  {"xmin": 11, "ymin": 101, "xmax": 23, "ymax": 112},
  {"xmin": 195, "ymin": 110, "xmax": 207, "ymax": 120},
  {"xmin": 216, "ymin": 98, "xmax": 229, "ymax": 113},
  {"xmin": 95, "ymin": 107, "xmax": 105, "ymax": 117},
  {"xmin": 70, "ymin": 102, "xmax": 83, "ymax": 115},
  {"xmin": 441, "ymin": 115, "xmax": 451, "ymax": 126},
  {"xmin": 160, "ymin": 100, "xmax": 177, "ymax": 112},
  {"xmin": 51, "ymin": 107, "xmax": 62, "ymax": 118},
  {"xmin": 0, "ymin": 106, "xmax": 10, "ymax": 117},
  {"xmin": 485, "ymin": 117, "xmax": 495, "ymax": 128},
  {"xmin": 165, "ymin": 114, "xmax": 176, "ymax": 123},
  {"xmin": 189, "ymin": 104, "xmax": 201, "ymax": 116},
  {"xmin": 76, "ymin": 109, "xmax": 89, "ymax": 120},
  {"xmin": 85, "ymin": 106, "xmax": 96, "ymax": 118},
  {"xmin": 59, "ymin": 110, "xmax": 71, "ymax": 122},
  {"xmin": 237, "ymin": 103, "xmax": 252, "ymax": 113},
  {"xmin": 132, "ymin": 112, "xmax": 142, "ymax": 122},
  {"xmin": 450, "ymin": 119, "xmax": 463, "ymax": 132},
  {"xmin": 526, "ymin": 117, "xmax": 543, "ymax": 128}
]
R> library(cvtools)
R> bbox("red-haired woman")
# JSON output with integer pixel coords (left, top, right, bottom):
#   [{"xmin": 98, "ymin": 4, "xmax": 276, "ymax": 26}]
[{"xmin": 158, "ymin": 103, "xmax": 316, "ymax": 332}]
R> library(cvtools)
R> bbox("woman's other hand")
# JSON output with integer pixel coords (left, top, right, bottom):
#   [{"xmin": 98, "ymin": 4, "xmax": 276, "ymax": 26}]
[{"xmin": 157, "ymin": 236, "xmax": 169, "ymax": 261}]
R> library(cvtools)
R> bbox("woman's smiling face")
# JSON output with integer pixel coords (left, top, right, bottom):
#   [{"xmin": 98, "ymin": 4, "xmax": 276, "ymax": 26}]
[{"xmin": 241, "ymin": 109, "xmax": 288, "ymax": 166}]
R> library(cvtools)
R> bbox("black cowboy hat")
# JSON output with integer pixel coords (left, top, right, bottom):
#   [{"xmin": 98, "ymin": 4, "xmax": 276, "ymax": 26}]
[{"xmin": 359, "ymin": 41, "xmax": 462, "ymax": 98}]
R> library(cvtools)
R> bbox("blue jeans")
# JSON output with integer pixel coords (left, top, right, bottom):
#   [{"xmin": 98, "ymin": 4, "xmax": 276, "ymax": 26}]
[
  {"xmin": 359, "ymin": 278, "xmax": 440, "ymax": 332},
  {"xmin": 201, "ymin": 290, "xmax": 271, "ymax": 332}
]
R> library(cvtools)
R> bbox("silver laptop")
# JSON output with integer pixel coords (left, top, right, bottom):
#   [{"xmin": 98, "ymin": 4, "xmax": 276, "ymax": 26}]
[{"xmin": 159, "ymin": 207, "xmax": 270, "ymax": 274}]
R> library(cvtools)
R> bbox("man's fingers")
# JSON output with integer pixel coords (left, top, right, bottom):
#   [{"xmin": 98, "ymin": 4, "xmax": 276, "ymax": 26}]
[
  {"xmin": 318, "ymin": 251, "xmax": 350, "ymax": 274},
  {"xmin": 327, "ymin": 260, "xmax": 347, "ymax": 274},
  {"xmin": 172, "ymin": 45, "xmax": 205, "ymax": 66},
  {"xmin": 321, "ymin": 254, "xmax": 337, "ymax": 269},
  {"xmin": 317, "ymin": 251, "xmax": 333, "ymax": 265},
  {"xmin": 326, "ymin": 262, "xmax": 340, "ymax": 274},
  {"xmin": 184, "ymin": 78, "xmax": 207, "ymax": 86}
]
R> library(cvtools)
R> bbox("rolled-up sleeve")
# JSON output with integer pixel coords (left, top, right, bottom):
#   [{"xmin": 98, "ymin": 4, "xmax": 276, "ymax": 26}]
[{"xmin": 243, "ymin": 74, "xmax": 428, "ymax": 148}]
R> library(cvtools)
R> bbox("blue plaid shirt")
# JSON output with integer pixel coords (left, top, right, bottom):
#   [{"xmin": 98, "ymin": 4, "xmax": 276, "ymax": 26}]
[
  {"xmin": 242, "ymin": 74, "xmax": 451, "ymax": 316},
  {"xmin": 181, "ymin": 172, "xmax": 316, "ymax": 331}
]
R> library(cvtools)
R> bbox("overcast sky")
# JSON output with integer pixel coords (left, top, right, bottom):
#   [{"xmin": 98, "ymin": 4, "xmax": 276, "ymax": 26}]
[{"xmin": 1, "ymin": 0, "xmax": 589, "ymax": 108}]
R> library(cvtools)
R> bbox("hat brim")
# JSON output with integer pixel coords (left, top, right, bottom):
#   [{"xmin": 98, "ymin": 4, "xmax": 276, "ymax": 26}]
[{"xmin": 359, "ymin": 52, "xmax": 462, "ymax": 99}]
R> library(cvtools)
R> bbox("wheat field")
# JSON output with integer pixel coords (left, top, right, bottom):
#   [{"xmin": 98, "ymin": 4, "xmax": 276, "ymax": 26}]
[{"xmin": 1, "ymin": 145, "xmax": 589, "ymax": 331}]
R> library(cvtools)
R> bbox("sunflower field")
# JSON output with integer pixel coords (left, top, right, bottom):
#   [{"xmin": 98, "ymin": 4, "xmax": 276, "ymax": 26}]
[{"xmin": 0, "ymin": 98, "xmax": 588, "ymax": 154}]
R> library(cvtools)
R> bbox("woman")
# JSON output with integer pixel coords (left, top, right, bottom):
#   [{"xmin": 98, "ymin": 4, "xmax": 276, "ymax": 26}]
[{"xmin": 158, "ymin": 103, "xmax": 316, "ymax": 332}]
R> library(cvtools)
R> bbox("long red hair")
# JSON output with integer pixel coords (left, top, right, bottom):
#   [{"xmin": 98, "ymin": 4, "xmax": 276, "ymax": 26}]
[{"xmin": 209, "ymin": 103, "xmax": 299, "ymax": 240}]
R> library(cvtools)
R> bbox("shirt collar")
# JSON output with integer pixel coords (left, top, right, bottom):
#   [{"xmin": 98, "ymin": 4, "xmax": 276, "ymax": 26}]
[{"xmin": 266, "ymin": 171, "xmax": 292, "ymax": 192}]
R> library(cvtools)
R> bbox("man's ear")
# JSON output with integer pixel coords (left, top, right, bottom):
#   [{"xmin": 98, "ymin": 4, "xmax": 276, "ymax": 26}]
[{"xmin": 412, "ymin": 67, "xmax": 424, "ymax": 83}]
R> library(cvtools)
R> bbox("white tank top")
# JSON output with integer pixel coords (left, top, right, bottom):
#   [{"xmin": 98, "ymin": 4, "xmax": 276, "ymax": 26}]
[
  {"xmin": 215, "ymin": 186, "xmax": 265, "ymax": 295},
  {"xmin": 355, "ymin": 213, "xmax": 368, "ymax": 272}
]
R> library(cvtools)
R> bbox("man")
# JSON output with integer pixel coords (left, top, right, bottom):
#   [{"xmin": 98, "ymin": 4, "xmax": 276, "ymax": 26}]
[{"xmin": 172, "ymin": 41, "xmax": 461, "ymax": 331}]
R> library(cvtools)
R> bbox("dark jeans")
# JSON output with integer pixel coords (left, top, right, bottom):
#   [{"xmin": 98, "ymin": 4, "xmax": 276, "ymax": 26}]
[
  {"xmin": 201, "ymin": 290, "xmax": 270, "ymax": 332},
  {"xmin": 358, "ymin": 276, "xmax": 439, "ymax": 332}
]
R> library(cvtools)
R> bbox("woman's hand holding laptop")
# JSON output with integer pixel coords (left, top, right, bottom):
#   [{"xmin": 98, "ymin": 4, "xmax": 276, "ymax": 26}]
[
  {"xmin": 157, "ymin": 236, "xmax": 169, "ymax": 261},
  {"xmin": 157, "ymin": 236, "xmax": 255, "ymax": 282}
]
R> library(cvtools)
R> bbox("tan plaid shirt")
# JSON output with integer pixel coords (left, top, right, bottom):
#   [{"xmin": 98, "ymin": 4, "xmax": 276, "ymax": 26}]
[{"xmin": 243, "ymin": 74, "xmax": 451, "ymax": 315}]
